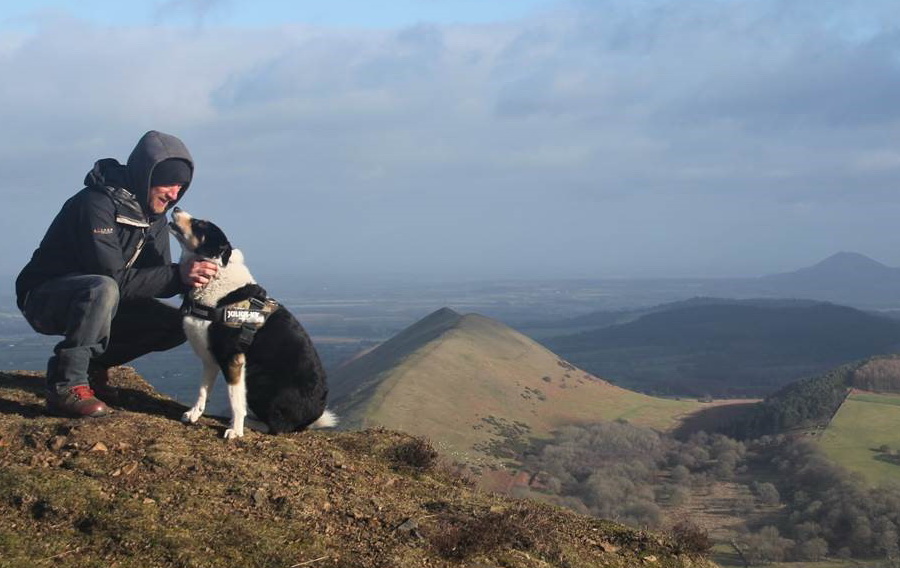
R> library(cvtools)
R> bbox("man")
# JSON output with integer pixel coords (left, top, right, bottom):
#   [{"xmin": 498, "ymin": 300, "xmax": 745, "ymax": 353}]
[{"xmin": 15, "ymin": 130, "xmax": 218, "ymax": 417}]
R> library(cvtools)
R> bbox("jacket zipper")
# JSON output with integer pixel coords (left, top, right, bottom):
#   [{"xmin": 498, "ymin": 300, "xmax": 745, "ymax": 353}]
[{"xmin": 124, "ymin": 229, "xmax": 146, "ymax": 270}]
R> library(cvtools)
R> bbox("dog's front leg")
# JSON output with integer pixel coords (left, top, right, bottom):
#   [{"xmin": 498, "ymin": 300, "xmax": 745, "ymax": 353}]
[
  {"xmin": 182, "ymin": 358, "xmax": 218, "ymax": 424},
  {"xmin": 223, "ymin": 353, "xmax": 247, "ymax": 439}
]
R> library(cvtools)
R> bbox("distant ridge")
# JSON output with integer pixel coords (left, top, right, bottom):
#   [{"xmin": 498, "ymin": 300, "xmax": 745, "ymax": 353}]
[
  {"xmin": 526, "ymin": 296, "xmax": 825, "ymax": 333},
  {"xmin": 763, "ymin": 251, "xmax": 899, "ymax": 283},
  {"xmin": 330, "ymin": 308, "xmax": 736, "ymax": 471},
  {"xmin": 753, "ymin": 252, "xmax": 900, "ymax": 306},
  {"xmin": 545, "ymin": 301, "xmax": 900, "ymax": 397}
]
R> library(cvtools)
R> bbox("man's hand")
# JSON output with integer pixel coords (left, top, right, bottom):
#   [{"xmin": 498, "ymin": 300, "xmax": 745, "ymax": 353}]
[{"xmin": 181, "ymin": 260, "xmax": 219, "ymax": 288}]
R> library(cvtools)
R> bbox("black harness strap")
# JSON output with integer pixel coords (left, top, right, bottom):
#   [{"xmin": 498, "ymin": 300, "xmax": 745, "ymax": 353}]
[{"xmin": 181, "ymin": 296, "xmax": 279, "ymax": 349}]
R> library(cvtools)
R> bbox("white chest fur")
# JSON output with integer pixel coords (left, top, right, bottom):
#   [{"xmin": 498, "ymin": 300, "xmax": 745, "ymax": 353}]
[
  {"xmin": 182, "ymin": 248, "xmax": 256, "ymax": 307},
  {"xmin": 180, "ymin": 247, "xmax": 256, "ymax": 372}
]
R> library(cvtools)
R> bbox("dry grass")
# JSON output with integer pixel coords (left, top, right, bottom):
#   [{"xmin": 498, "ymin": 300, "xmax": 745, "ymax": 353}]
[
  {"xmin": 0, "ymin": 368, "xmax": 714, "ymax": 568},
  {"xmin": 386, "ymin": 436, "xmax": 439, "ymax": 473}
]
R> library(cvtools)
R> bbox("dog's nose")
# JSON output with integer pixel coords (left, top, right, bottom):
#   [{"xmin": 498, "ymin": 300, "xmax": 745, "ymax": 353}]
[{"xmin": 172, "ymin": 207, "xmax": 181, "ymax": 214}]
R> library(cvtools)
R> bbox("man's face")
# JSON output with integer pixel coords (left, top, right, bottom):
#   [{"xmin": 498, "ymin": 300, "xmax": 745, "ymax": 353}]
[{"xmin": 148, "ymin": 184, "xmax": 182, "ymax": 214}]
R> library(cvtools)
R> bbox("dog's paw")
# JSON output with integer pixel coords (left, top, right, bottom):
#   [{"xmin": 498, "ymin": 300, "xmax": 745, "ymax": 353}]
[
  {"xmin": 223, "ymin": 428, "xmax": 244, "ymax": 440},
  {"xmin": 182, "ymin": 408, "xmax": 203, "ymax": 424}
]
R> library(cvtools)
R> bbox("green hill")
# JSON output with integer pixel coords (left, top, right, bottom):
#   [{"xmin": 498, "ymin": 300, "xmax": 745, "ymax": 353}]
[
  {"xmin": 0, "ymin": 368, "xmax": 713, "ymax": 568},
  {"xmin": 330, "ymin": 307, "xmax": 749, "ymax": 474},
  {"xmin": 545, "ymin": 302, "xmax": 900, "ymax": 397}
]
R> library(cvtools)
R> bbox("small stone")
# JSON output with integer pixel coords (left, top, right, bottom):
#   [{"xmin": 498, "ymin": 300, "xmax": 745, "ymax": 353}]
[
  {"xmin": 142, "ymin": 498, "xmax": 156, "ymax": 505},
  {"xmin": 122, "ymin": 462, "xmax": 139, "ymax": 476},
  {"xmin": 592, "ymin": 540, "xmax": 619, "ymax": 553},
  {"xmin": 89, "ymin": 442, "xmax": 109, "ymax": 453},
  {"xmin": 48, "ymin": 436, "xmax": 68, "ymax": 451},
  {"xmin": 395, "ymin": 518, "xmax": 422, "ymax": 539},
  {"xmin": 252, "ymin": 489, "xmax": 268, "ymax": 507},
  {"xmin": 643, "ymin": 555, "xmax": 658, "ymax": 563}
]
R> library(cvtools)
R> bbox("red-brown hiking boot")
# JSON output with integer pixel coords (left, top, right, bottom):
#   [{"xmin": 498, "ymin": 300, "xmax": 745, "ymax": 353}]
[
  {"xmin": 47, "ymin": 385, "xmax": 112, "ymax": 418},
  {"xmin": 88, "ymin": 367, "xmax": 119, "ymax": 406}
]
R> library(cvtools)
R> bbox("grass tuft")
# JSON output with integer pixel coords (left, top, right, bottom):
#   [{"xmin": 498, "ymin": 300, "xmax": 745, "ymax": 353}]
[
  {"xmin": 670, "ymin": 520, "xmax": 712, "ymax": 555},
  {"xmin": 387, "ymin": 437, "xmax": 439, "ymax": 473}
]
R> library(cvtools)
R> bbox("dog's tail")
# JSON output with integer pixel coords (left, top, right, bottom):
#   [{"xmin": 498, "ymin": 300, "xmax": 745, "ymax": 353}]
[{"xmin": 309, "ymin": 409, "xmax": 338, "ymax": 429}]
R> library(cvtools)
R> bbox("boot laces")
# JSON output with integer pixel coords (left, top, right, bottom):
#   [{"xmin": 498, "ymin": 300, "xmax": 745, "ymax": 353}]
[{"xmin": 70, "ymin": 385, "xmax": 97, "ymax": 400}]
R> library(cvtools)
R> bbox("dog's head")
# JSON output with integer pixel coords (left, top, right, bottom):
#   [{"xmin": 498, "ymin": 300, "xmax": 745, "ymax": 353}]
[{"xmin": 169, "ymin": 207, "xmax": 233, "ymax": 265}]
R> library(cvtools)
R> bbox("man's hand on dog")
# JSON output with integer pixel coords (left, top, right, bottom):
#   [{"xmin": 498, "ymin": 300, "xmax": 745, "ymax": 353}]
[{"xmin": 181, "ymin": 260, "xmax": 219, "ymax": 288}]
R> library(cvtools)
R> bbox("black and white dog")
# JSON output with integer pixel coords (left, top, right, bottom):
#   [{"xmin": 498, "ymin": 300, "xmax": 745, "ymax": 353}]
[{"xmin": 169, "ymin": 207, "xmax": 336, "ymax": 439}]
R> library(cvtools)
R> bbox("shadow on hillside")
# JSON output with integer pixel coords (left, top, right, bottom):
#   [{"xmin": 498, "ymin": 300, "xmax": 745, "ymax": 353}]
[
  {"xmin": 672, "ymin": 402, "xmax": 757, "ymax": 439},
  {"xmin": 0, "ymin": 372, "xmax": 46, "ymax": 417},
  {"xmin": 873, "ymin": 452, "xmax": 900, "ymax": 467},
  {"xmin": 0, "ymin": 370, "xmax": 188, "ymax": 420},
  {"xmin": 114, "ymin": 386, "xmax": 188, "ymax": 420}
]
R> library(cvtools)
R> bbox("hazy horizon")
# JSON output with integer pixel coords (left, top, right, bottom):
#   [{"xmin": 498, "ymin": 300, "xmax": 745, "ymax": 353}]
[{"xmin": 3, "ymin": 1, "xmax": 900, "ymax": 282}]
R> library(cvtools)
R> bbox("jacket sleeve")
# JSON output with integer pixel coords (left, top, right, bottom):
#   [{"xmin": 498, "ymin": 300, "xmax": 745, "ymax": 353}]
[{"xmin": 77, "ymin": 192, "xmax": 184, "ymax": 299}]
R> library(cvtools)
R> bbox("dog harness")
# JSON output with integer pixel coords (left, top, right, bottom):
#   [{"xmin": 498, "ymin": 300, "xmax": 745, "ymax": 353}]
[{"xmin": 181, "ymin": 296, "xmax": 280, "ymax": 349}]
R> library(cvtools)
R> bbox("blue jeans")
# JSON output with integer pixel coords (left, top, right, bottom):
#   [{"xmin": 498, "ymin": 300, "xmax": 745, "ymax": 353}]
[{"xmin": 21, "ymin": 274, "xmax": 186, "ymax": 393}]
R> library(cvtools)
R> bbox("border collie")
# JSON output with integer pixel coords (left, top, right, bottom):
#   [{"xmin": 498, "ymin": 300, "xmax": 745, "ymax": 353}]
[{"xmin": 169, "ymin": 207, "xmax": 336, "ymax": 439}]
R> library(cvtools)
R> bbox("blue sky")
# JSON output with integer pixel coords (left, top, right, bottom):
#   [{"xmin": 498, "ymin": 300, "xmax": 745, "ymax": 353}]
[
  {"xmin": 2, "ymin": 0, "xmax": 900, "ymax": 282},
  {"xmin": 3, "ymin": 0, "xmax": 553, "ymax": 28}
]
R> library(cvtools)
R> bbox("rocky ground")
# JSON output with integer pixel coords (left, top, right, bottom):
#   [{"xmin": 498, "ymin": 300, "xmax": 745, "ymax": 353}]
[{"xmin": 0, "ymin": 367, "xmax": 715, "ymax": 568}]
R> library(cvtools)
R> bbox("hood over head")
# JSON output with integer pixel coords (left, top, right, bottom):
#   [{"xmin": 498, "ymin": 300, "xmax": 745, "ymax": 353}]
[
  {"xmin": 126, "ymin": 130, "xmax": 194, "ymax": 216},
  {"xmin": 84, "ymin": 158, "xmax": 130, "ymax": 189}
]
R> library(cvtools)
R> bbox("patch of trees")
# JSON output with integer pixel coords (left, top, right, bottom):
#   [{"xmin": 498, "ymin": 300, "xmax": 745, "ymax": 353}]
[
  {"xmin": 520, "ymin": 421, "xmax": 746, "ymax": 528},
  {"xmin": 520, "ymin": 421, "xmax": 900, "ymax": 564},
  {"xmin": 728, "ymin": 436, "xmax": 900, "ymax": 564},
  {"xmin": 752, "ymin": 436, "xmax": 900, "ymax": 562},
  {"xmin": 720, "ymin": 363, "xmax": 853, "ymax": 439},
  {"xmin": 853, "ymin": 356, "xmax": 900, "ymax": 393}
]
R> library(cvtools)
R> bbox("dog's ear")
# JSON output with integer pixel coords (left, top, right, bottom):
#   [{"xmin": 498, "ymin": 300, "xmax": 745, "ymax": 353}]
[{"xmin": 195, "ymin": 220, "xmax": 233, "ymax": 265}]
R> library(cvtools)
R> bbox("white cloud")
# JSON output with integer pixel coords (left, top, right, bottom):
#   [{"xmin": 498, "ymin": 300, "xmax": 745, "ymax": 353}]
[{"xmin": 3, "ymin": 0, "xmax": 900, "ymax": 280}]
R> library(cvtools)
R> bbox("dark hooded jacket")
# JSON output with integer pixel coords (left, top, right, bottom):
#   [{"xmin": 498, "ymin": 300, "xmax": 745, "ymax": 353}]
[{"xmin": 15, "ymin": 131, "xmax": 194, "ymax": 310}]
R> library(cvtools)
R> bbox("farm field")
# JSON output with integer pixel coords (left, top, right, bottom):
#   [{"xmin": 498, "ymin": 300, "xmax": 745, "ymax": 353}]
[{"xmin": 818, "ymin": 391, "xmax": 900, "ymax": 485}]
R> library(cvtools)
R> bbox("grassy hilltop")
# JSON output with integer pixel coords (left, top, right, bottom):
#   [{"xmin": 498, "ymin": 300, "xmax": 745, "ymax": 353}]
[
  {"xmin": 330, "ymin": 308, "xmax": 751, "ymax": 474},
  {"xmin": 0, "ymin": 368, "xmax": 714, "ymax": 568}
]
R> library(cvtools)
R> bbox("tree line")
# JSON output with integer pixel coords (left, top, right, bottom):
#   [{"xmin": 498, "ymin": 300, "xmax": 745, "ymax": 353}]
[
  {"xmin": 518, "ymin": 421, "xmax": 900, "ymax": 565},
  {"xmin": 720, "ymin": 362, "xmax": 853, "ymax": 439}
]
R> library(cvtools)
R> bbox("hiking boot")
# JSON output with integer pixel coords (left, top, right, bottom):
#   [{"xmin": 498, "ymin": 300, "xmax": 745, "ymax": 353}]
[
  {"xmin": 88, "ymin": 367, "xmax": 119, "ymax": 406},
  {"xmin": 47, "ymin": 385, "xmax": 112, "ymax": 418}
]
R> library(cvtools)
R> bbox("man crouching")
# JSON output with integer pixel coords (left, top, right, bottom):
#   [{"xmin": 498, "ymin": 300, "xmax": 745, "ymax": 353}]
[{"xmin": 15, "ymin": 130, "xmax": 218, "ymax": 417}]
